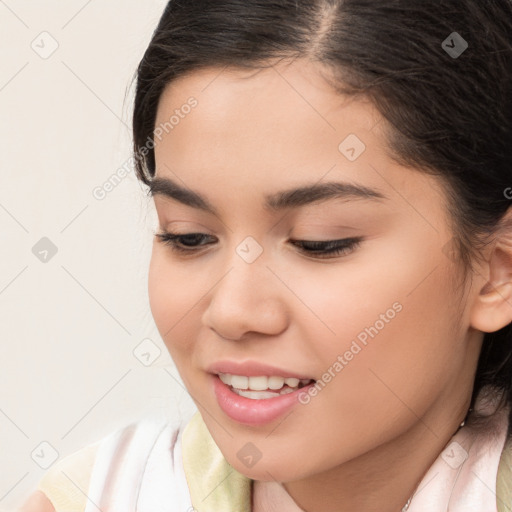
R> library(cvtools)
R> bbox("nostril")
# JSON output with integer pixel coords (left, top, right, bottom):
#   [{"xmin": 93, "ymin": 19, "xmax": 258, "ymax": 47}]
[{"xmin": 212, "ymin": 328, "xmax": 246, "ymax": 342}]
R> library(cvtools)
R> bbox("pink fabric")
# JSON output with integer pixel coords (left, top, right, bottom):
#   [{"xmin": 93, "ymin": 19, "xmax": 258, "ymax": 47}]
[
  {"xmin": 408, "ymin": 392, "xmax": 509, "ymax": 511},
  {"xmin": 253, "ymin": 387, "xmax": 510, "ymax": 511}
]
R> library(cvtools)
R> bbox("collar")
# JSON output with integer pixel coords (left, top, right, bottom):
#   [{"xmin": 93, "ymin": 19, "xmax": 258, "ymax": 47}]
[{"xmin": 182, "ymin": 411, "xmax": 252, "ymax": 511}]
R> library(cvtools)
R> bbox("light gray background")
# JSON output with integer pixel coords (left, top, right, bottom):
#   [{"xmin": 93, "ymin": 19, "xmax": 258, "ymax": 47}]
[{"xmin": 0, "ymin": 2, "xmax": 197, "ymax": 509}]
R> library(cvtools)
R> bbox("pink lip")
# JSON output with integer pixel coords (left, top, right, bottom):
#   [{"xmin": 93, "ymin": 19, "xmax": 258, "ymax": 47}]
[
  {"xmin": 211, "ymin": 374, "xmax": 315, "ymax": 426},
  {"xmin": 207, "ymin": 360, "xmax": 314, "ymax": 380}
]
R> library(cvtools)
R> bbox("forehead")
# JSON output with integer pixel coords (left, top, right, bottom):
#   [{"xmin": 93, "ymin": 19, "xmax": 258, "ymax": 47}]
[
  {"xmin": 155, "ymin": 59, "xmax": 381, "ymax": 137},
  {"xmin": 158, "ymin": 59, "xmax": 339, "ymax": 103},
  {"xmin": 151, "ymin": 59, "xmax": 449, "ymax": 229},
  {"xmin": 153, "ymin": 59, "xmax": 382, "ymax": 175}
]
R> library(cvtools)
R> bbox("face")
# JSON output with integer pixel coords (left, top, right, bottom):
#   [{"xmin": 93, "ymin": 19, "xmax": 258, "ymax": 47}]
[{"xmin": 148, "ymin": 59, "xmax": 482, "ymax": 482}]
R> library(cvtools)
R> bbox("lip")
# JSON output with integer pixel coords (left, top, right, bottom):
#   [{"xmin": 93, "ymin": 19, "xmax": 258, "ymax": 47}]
[
  {"xmin": 207, "ymin": 360, "xmax": 314, "ymax": 380},
  {"xmin": 211, "ymin": 374, "xmax": 315, "ymax": 426}
]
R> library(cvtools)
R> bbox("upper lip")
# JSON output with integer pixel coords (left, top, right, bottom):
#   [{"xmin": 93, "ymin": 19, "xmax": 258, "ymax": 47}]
[{"xmin": 207, "ymin": 360, "xmax": 315, "ymax": 380}]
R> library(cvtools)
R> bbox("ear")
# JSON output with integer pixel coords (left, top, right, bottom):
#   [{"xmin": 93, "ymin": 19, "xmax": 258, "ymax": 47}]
[{"xmin": 470, "ymin": 209, "xmax": 512, "ymax": 334}]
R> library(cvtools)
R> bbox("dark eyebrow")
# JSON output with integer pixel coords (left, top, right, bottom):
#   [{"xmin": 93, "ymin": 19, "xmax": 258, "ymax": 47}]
[{"xmin": 148, "ymin": 176, "xmax": 387, "ymax": 215}]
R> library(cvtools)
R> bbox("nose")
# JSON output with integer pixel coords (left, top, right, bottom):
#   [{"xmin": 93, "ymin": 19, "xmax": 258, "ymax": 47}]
[{"xmin": 201, "ymin": 251, "xmax": 289, "ymax": 341}]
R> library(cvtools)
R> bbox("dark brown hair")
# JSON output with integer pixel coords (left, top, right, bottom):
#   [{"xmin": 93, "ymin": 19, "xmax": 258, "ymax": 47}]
[{"xmin": 132, "ymin": 0, "xmax": 512, "ymax": 434}]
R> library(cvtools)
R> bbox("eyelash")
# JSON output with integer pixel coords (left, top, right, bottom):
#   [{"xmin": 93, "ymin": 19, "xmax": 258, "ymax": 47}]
[{"xmin": 155, "ymin": 231, "xmax": 362, "ymax": 259}]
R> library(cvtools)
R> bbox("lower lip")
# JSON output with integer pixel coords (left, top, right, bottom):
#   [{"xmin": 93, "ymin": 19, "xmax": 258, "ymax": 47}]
[{"xmin": 212, "ymin": 374, "xmax": 314, "ymax": 426}]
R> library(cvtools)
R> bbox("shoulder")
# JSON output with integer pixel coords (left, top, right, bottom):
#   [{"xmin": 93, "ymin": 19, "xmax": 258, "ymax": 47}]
[
  {"xmin": 16, "ymin": 441, "xmax": 100, "ymax": 512},
  {"xmin": 35, "ymin": 440, "xmax": 100, "ymax": 512},
  {"xmin": 25, "ymin": 418, "xmax": 184, "ymax": 512},
  {"xmin": 16, "ymin": 490, "xmax": 57, "ymax": 512}
]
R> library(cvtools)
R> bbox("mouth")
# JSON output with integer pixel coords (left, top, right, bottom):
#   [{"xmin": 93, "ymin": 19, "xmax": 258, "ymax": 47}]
[
  {"xmin": 211, "ymin": 372, "xmax": 317, "ymax": 426},
  {"xmin": 218, "ymin": 372, "xmax": 315, "ymax": 399}
]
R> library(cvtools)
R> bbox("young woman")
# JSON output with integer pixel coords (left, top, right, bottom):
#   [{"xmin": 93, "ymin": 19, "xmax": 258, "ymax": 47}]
[{"xmin": 20, "ymin": 1, "xmax": 512, "ymax": 510}]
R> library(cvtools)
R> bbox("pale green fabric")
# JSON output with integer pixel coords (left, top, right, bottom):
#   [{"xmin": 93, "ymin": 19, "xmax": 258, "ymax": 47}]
[
  {"xmin": 36, "ymin": 441, "xmax": 99, "ymax": 512},
  {"xmin": 497, "ymin": 436, "xmax": 512, "ymax": 512},
  {"xmin": 182, "ymin": 412, "xmax": 252, "ymax": 511}
]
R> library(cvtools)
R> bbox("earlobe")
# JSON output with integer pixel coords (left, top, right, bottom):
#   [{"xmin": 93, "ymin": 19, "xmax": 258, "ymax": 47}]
[{"xmin": 470, "ymin": 242, "xmax": 512, "ymax": 334}]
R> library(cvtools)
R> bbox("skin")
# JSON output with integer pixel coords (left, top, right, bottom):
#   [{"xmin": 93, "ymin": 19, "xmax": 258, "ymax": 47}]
[
  {"xmin": 20, "ymin": 58, "xmax": 512, "ymax": 512},
  {"xmin": 17, "ymin": 491, "xmax": 55, "ymax": 512},
  {"xmin": 143, "ymin": 58, "xmax": 512, "ymax": 512}
]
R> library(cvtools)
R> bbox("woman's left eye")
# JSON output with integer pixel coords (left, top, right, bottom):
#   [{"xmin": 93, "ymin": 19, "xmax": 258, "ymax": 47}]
[
  {"xmin": 155, "ymin": 231, "xmax": 363, "ymax": 259},
  {"xmin": 288, "ymin": 237, "xmax": 362, "ymax": 259}
]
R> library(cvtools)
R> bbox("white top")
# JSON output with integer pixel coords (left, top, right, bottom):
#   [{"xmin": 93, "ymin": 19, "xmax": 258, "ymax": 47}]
[{"xmin": 83, "ymin": 419, "xmax": 193, "ymax": 512}]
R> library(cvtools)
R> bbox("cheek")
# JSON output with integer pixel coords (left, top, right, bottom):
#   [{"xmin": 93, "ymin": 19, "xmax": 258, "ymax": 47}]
[
  {"xmin": 148, "ymin": 250, "xmax": 199, "ymax": 355},
  {"xmin": 332, "ymin": 270, "xmax": 460, "ymax": 423},
  {"xmin": 148, "ymin": 253, "xmax": 174, "ymax": 332},
  {"xmin": 294, "ymin": 241, "xmax": 461, "ymax": 412},
  {"xmin": 285, "ymin": 229, "xmax": 442, "ymax": 348}
]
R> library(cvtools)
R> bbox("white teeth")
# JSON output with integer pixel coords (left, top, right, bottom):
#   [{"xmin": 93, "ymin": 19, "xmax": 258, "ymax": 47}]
[
  {"xmin": 231, "ymin": 387, "xmax": 296, "ymax": 399},
  {"xmin": 233, "ymin": 389, "xmax": 281, "ymax": 399},
  {"xmin": 231, "ymin": 375, "xmax": 249, "ymax": 389},
  {"xmin": 248, "ymin": 376, "xmax": 269, "ymax": 390},
  {"xmin": 218, "ymin": 373, "xmax": 313, "ymax": 392},
  {"xmin": 268, "ymin": 376, "xmax": 285, "ymax": 390},
  {"xmin": 218, "ymin": 373, "xmax": 231, "ymax": 385}
]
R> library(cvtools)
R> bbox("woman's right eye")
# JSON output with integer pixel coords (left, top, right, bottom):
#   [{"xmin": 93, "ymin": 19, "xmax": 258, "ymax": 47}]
[{"xmin": 155, "ymin": 231, "xmax": 216, "ymax": 253}]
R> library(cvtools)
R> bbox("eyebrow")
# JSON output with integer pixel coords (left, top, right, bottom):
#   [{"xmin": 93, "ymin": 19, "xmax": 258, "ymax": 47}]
[{"xmin": 148, "ymin": 176, "xmax": 387, "ymax": 215}]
